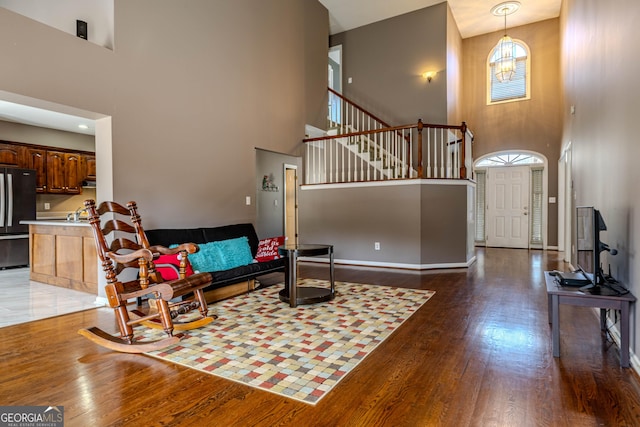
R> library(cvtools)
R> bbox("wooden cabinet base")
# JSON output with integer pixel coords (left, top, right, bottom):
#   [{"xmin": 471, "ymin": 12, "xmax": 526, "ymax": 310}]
[
  {"xmin": 203, "ymin": 279, "xmax": 255, "ymax": 304},
  {"xmin": 29, "ymin": 224, "xmax": 98, "ymax": 294}
]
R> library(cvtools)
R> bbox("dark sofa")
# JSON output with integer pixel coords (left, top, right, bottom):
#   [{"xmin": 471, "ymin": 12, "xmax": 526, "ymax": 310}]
[{"xmin": 145, "ymin": 223, "xmax": 285, "ymax": 299}]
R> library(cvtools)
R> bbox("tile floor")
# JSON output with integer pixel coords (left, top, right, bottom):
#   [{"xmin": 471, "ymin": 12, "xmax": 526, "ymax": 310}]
[{"xmin": 0, "ymin": 267, "xmax": 101, "ymax": 328}]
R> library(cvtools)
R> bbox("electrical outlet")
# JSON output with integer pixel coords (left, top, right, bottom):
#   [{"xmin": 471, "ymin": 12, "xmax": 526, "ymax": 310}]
[
  {"xmin": 245, "ymin": 196, "xmax": 251, "ymax": 206},
  {"xmin": 374, "ymin": 242, "xmax": 380, "ymax": 250},
  {"xmin": 44, "ymin": 203, "xmax": 50, "ymax": 210}
]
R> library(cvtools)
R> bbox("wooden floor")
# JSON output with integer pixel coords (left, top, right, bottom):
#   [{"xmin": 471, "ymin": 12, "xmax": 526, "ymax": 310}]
[{"xmin": 2, "ymin": 248, "xmax": 640, "ymax": 426}]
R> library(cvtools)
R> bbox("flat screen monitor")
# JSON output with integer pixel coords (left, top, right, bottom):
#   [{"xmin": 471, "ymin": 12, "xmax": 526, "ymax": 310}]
[{"xmin": 576, "ymin": 206, "xmax": 606, "ymax": 287}]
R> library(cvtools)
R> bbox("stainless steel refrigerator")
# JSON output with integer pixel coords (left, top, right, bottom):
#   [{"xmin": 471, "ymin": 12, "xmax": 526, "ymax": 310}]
[{"xmin": 0, "ymin": 168, "xmax": 36, "ymax": 268}]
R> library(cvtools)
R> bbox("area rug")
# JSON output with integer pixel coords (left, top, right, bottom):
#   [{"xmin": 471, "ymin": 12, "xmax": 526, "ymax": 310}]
[{"xmin": 143, "ymin": 279, "xmax": 435, "ymax": 405}]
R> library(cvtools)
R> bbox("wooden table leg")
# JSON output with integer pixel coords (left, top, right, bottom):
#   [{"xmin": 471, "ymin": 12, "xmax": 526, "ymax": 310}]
[
  {"xmin": 329, "ymin": 246, "xmax": 335, "ymax": 296},
  {"xmin": 552, "ymin": 294, "xmax": 560, "ymax": 358},
  {"xmin": 288, "ymin": 250, "xmax": 297, "ymax": 308},
  {"xmin": 621, "ymin": 302, "xmax": 631, "ymax": 368}
]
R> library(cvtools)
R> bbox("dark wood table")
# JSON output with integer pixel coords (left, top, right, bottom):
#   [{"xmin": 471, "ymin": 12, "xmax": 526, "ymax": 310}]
[
  {"xmin": 278, "ymin": 244, "xmax": 335, "ymax": 308},
  {"xmin": 545, "ymin": 271, "xmax": 636, "ymax": 367}
]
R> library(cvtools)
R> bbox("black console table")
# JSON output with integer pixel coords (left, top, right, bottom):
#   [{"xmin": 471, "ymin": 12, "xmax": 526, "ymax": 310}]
[
  {"xmin": 545, "ymin": 271, "xmax": 636, "ymax": 368},
  {"xmin": 278, "ymin": 244, "xmax": 335, "ymax": 308}
]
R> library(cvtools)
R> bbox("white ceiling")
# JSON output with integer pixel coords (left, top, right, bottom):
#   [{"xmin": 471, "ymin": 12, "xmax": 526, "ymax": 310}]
[
  {"xmin": 0, "ymin": 100, "xmax": 96, "ymax": 136},
  {"xmin": 319, "ymin": 0, "xmax": 561, "ymax": 38}
]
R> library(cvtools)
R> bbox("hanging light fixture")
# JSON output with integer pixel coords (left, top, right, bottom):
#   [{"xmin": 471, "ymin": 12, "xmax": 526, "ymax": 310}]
[{"xmin": 491, "ymin": 2, "xmax": 520, "ymax": 82}]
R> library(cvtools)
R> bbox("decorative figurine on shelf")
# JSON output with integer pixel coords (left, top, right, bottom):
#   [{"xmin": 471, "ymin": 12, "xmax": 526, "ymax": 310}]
[{"xmin": 262, "ymin": 173, "xmax": 279, "ymax": 191}]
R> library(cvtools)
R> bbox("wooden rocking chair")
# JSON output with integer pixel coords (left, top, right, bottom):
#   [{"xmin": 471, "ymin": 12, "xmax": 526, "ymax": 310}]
[{"xmin": 78, "ymin": 199, "xmax": 215, "ymax": 353}]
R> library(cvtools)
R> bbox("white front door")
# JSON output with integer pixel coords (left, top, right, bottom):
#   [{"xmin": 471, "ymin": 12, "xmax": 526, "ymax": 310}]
[{"xmin": 486, "ymin": 166, "xmax": 530, "ymax": 248}]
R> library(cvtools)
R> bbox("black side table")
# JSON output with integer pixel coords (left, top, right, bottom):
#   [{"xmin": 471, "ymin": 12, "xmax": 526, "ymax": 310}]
[{"xmin": 277, "ymin": 244, "xmax": 335, "ymax": 308}]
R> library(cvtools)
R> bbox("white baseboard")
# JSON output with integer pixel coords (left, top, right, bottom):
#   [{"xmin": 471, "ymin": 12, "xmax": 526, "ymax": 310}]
[
  {"xmin": 589, "ymin": 307, "xmax": 638, "ymax": 372},
  {"xmin": 298, "ymin": 256, "xmax": 476, "ymax": 270}
]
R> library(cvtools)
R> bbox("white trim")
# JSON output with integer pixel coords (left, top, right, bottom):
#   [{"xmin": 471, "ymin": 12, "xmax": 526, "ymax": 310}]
[
  {"xmin": 304, "ymin": 124, "xmax": 327, "ymax": 139},
  {"xmin": 486, "ymin": 38, "xmax": 531, "ymax": 105},
  {"xmin": 301, "ymin": 178, "xmax": 473, "ymax": 191},
  {"xmin": 591, "ymin": 308, "xmax": 640, "ymax": 375},
  {"xmin": 328, "ymin": 44, "xmax": 342, "ymax": 93},
  {"xmin": 474, "ymin": 150, "xmax": 549, "ymax": 249},
  {"xmin": 283, "ymin": 163, "xmax": 298, "ymax": 245},
  {"xmin": 299, "ymin": 256, "xmax": 477, "ymax": 271}
]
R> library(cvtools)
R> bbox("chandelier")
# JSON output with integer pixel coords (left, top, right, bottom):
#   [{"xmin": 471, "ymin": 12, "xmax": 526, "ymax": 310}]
[{"xmin": 491, "ymin": 2, "xmax": 520, "ymax": 82}]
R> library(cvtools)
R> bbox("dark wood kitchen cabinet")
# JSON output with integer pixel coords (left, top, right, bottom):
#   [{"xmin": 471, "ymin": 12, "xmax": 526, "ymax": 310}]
[
  {"xmin": 21, "ymin": 147, "xmax": 47, "ymax": 192},
  {"xmin": 0, "ymin": 143, "xmax": 23, "ymax": 166},
  {"xmin": 46, "ymin": 151, "xmax": 82, "ymax": 194}
]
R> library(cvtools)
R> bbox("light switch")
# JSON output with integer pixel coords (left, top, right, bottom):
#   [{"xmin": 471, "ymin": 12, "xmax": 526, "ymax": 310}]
[{"xmin": 245, "ymin": 196, "xmax": 251, "ymax": 205}]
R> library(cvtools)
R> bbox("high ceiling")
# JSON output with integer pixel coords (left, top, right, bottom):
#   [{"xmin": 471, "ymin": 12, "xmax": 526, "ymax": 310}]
[
  {"xmin": 0, "ymin": 1, "xmax": 562, "ymax": 135},
  {"xmin": 318, "ymin": 0, "xmax": 561, "ymax": 38}
]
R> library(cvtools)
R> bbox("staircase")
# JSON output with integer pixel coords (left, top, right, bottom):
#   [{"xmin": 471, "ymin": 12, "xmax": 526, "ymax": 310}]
[
  {"xmin": 302, "ymin": 88, "xmax": 472, "ymax": 185},
  {"xmin": 328, "ymin": 126, "xmax": 417, "ymax": 180}
]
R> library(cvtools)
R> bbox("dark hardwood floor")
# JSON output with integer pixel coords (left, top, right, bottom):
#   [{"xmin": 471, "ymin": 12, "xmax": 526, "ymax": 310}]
[{"xmin": 2, "ymin": 248, "xmax": 640, "ymax": 426}]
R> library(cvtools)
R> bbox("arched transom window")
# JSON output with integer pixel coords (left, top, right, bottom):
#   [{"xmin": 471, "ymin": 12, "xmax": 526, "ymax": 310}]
[{"xmin": 475, "ymin": 152, "xmax": 543, "ymax": 167}]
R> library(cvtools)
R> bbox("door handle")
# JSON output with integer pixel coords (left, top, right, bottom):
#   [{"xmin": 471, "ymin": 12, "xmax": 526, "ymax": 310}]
[
  {"xmin": 0, "ymin": 174, "xmax": 4, "ymax": 227},
  {"xmin": 6, "ymin": 173, "xmax": 12, "ymax": 227}
]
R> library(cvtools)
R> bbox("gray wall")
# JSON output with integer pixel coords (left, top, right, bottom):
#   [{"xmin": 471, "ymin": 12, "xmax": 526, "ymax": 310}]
[
  {"xmin": 0, "ymin": 0, "xmax": 327, "ymax": 229},
  {"xmin": 420, "ymin": 184, "xmax": 468, "ymax": 264},
  {"xmin": 255, "ymin": 149, "xmax": 301, "ymax": 239},
  {"xmin": 299, "ymin": 181, "xmax": 473, "ymax": 268},
  {"xmin": 329, "ymin": 3, "xmax": 449, "ymax": 126},
  {"xmin": 561, "ymin": 0, "xmax": 640, "ymax": 353}
]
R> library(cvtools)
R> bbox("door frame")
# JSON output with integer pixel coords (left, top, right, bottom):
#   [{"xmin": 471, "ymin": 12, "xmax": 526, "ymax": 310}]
[
  {"xmin": 485, "ymin": 164, "xmax": 531, "ymax": 248},
  {"xmin": 474, "ymin": 150, "xmax": 549, "ymax": 249},
  {"xmin": 558, "ymin": 141, "xmax": 572, "ymax": 261},
  {"xmin": 283, "ymin": 164, "xmax": 298, "ymax": 245}
]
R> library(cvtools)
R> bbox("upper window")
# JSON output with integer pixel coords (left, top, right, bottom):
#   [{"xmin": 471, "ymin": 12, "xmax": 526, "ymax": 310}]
[{"xmin": 487, "ymin": 38, "xmax": 530, "ymax": 104}]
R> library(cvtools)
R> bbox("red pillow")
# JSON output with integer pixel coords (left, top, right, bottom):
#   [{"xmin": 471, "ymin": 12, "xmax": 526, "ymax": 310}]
[
  {"xmin": 255, "ymin": 236, "xmax": 285, "ymax": 262},
  {"xmin": 155, "ymin": 253, "xmax": 194, "ymax": 280}
]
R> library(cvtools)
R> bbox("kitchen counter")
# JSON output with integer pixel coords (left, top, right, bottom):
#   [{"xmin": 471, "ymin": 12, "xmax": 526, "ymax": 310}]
[
  {"xmin": 21, "ymin": 219, "xmax": 90, "ymax": 227},
  {"xmin": 23, "ymin": 221, "xmax": 97, "ymax": 294}
]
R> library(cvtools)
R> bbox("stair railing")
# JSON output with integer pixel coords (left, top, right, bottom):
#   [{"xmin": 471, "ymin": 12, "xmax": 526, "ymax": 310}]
[
  {"xmin": 303, "ymin": 120, "xmax": 472, "ymax": 185},
  {"xmin": 328, "ymin": 87, "xmax": 392, "ymax": 136}
]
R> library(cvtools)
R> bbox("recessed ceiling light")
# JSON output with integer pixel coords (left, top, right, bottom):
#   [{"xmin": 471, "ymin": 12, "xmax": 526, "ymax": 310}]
[{"xmin": 78, "ymin": 124, "xmax": 89, "ymax": 130}]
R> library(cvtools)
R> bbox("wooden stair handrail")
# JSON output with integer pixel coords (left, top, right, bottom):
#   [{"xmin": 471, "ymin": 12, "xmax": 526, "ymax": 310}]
[
  {"xmin": 303, "ymin": 120, "xmax": 466, "ymax": 143},
  {"xmin": 328, "ymin": 87, "xmax": 393, "ymax": 129},
  {"xmin": 304, "ymin": 119, "xmax": 470, "ymax": 180}
]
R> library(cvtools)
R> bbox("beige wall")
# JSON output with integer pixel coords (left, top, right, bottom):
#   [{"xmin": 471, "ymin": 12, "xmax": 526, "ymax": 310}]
[
  {"xmin": 462, "ymin": 18, "xmax": 562, "ymax": 246},
  {"xmin": 446, "ymin": 3, "xmax": 463, "ymax": 125},
  {"xmin": 0, "ymin": 0, "xmax": 327, "ymax": 229}
]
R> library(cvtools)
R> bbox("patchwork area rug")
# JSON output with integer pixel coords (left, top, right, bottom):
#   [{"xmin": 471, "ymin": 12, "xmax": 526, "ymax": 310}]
[{"xmin": 143, "ymin": 279, "xmax": 435, "ymax": 404}]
